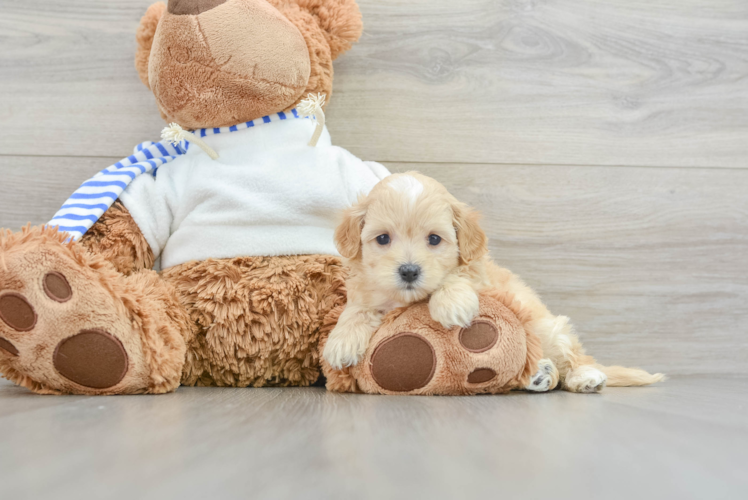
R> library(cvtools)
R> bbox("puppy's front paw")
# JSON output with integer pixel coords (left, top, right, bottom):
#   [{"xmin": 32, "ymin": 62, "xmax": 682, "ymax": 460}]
[
  {"xmin": 323, "ymin": 330, "xmax": 368, "ymax": 370},
  {"xmin": 429, "ymin": 285, "xmax": 480, "ymax": 329},
  {"xmin": 525, "ymin": 359, "xmax": 559, "ymax": 392}
]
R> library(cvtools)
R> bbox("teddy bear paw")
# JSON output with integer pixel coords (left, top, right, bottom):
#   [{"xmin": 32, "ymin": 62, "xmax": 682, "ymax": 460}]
[
  {"xmin": 0, "ymin": 228, "xmax": 152, "ymax": 394},
  {"xmin": 339, "ymin": 294, "xmax": 533, "ymax": 395}
]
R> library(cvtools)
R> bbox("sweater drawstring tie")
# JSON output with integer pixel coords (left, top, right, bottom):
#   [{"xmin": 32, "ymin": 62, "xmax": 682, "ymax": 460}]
[
  {"xmin": 297, "ymin": 93, "xmax": 326, "ymax": 147},
  {"xmin": 161, "ymin": 123, "xmax": 219, "ymax": 160}
]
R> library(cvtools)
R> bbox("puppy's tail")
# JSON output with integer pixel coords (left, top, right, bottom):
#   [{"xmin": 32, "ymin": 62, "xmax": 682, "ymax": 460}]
[{"xmin": 595, "ymin": 364, "xmax": 665, "ymax": 387}]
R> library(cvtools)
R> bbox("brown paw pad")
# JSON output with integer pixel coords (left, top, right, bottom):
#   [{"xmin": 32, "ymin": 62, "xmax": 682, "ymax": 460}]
[
  {"xmin": 370, "ymin": 333, "xmax": 436, "ymax": 392},
  {"xmin": 43, "ymin": 272, "xmax": 72, "ymax": 302},
  {"xmin": 467, "ymin": 368, "xmax": 496, "ymax": 384},
  {"xmin": 53, "ymin": 329, "xmax": 128, "ymax": 389},
  {"xmin": 0, "ymin": 293, "xmax": 37, "ymax": 332},
  {"xmin": 459, "ymin": 320, "xmax": 498, "ymax": 352},
  {"xmin": 0, "ymin": 337, "xmax": 18, "ymax": 356}
]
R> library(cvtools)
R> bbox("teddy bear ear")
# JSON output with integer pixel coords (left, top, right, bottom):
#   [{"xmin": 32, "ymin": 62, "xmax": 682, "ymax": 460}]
[
  {"xmin": 295, "ymin": 0, "xmax": 364, "ymax": 60},
  {"xmin": 135, "ymin": 2, "xmax": 167, "ymax": 88}
]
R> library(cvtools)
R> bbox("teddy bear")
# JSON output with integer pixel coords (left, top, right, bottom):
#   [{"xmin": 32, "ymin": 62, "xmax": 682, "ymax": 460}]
[
  {"xmin": 0, "ymin": 0, "xmax": 543, "ymax": 396},
  {"xmin": 321, "ymin": 290, "xmax": 543, "ymax": 395}
]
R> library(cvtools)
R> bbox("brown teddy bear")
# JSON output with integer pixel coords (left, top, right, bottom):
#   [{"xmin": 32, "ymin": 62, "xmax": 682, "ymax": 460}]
[
  {"xmin": 0, "ymin": 0, "xmax": 541, "ymax": 396},
  {"xmin": 321, "ymin": 290, "xmax": 543, "ymax": 395}
]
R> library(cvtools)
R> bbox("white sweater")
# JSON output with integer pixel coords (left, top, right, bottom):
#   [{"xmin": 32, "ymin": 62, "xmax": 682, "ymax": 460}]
[{"xmin": 118, "ymin": 117, "xmax": 389, "ymax": 269}]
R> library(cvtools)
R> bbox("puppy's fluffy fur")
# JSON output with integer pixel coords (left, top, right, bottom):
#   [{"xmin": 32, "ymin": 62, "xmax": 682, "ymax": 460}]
[{"xmin": 323, "ymin": 172, "xmax": 664, "ymax": 392}]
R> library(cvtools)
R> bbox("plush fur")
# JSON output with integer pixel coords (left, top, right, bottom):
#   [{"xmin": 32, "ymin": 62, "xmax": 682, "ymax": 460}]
[
  {"xmin": 0, "ymin": 214, "xmax": 346, "ymax": 395},
  {"xmin": 80, "ymin": 201, "xmax": 155, "ymax": 275},
  {"xmin": 164, "ymin": 255, "xmax": 346, "ymax": 387},
  {"xmin": 135, "ymin": 2, "xmax": 166, "ymax": 88},
  {"xmin": 323, "ymin": 173, "xmax": 665, "ymax": 393},
  {"xmin": 321, "ymin": 290, "xmax": 544, "ymax": 395},
  {"xmin": 136, "ymin": 0, "xmax": 362, "ymax": 129},
  {"xmin": 0, "ymin": 0, "xmax": 361, "ymax": 395},
  {"xmin": 83, "ymin": 202, "xmax": 349, "ymax": 388},
  {"xmin": 0, "ymin": 226, "xmax": 189, "ymax": 395}
]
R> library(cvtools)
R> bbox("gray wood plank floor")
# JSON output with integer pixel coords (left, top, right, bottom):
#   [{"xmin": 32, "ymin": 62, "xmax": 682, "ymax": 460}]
[
  {"xmin": 0, "ymin": 376, "xmax": 746, "ymax": 500},
  {"xmin": 1, "ymin": 1, "xmax": 747, "ymax": 166},
  {"xmin": 1, "ymin": 2, "xmax": 747, "ymax": 496}
]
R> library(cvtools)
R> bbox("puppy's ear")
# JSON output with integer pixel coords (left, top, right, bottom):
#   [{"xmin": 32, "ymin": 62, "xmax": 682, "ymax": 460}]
[
  {"xmin": 453, "ymin": 202, "xmax": 488, "ymax": 265},
  {"xmin": 335, "ymin": 199, "xmax": 367, "ymax": 259},
  {"xmin": 135, "ymin": 2, "xmax": 166, "ymax": 88}
]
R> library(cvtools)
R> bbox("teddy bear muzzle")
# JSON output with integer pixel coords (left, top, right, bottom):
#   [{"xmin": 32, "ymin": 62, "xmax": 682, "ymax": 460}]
[
  {"xmin": 149, "ymin": 0, "xmax": 312, "ymax": 129},
  {"xmin": 168, "ymin": 0, "xmax": 228, "ymax": 16}
]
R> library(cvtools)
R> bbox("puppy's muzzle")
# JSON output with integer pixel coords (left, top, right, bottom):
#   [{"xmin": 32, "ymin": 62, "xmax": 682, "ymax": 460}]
[{"xmin": 398, "ymin": 264, "xmax": 421, "ymax": 284}]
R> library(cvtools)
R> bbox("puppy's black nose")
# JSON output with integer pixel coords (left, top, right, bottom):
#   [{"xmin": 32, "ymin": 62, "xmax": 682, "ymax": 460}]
[{"xmin": 399, "ymin": 264, "xmax": 421, "ymax": 284}]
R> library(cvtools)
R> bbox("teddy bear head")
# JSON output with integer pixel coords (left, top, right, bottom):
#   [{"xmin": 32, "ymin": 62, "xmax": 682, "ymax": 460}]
[{"xmin": 135, "ymin": 0, "xmax": 363, "ymax": 129}]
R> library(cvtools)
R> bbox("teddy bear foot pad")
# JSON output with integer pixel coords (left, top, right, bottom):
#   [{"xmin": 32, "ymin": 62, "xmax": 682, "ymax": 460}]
[
  {"xmin": 322, "ymin": 292, "xmax": 543, "ymax": 396},
  {"xmin": 0, "ymin": 227, "xmax": 185, "ymax": 395},
  {"xmin": 368, "ymin": 322, "xmax": 503, "ymax": 392},
  {"xmin": 0, "ymin": 287, "xmax": 128, "ymax": 389}
]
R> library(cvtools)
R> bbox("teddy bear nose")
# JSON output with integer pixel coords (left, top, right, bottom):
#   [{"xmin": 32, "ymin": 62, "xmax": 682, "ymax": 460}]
[{"xmin": 168, "ymin": 0, "xmax": 227, "ymax": 15}]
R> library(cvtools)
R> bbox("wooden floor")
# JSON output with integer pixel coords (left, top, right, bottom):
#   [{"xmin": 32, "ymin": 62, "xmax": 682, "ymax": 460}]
[
  {"xmin": 1, "ymin": 0, "xmax": 746, "ymax": 375},
  {"xmin": 0, "ymin": 1, "xmax": 747, "ymax": 497},
  {"xmin": 0, "ymin": 376, "xmax": 746, "ymax": 499}
]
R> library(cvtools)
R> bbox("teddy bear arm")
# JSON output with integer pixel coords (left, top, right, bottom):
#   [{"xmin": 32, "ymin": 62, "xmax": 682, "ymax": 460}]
[{"xmin": 79, "ymin": 200, "xmax": 155, "ymax": 275}]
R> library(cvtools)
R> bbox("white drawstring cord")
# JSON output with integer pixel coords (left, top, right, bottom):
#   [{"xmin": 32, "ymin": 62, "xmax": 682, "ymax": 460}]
[
  {"xmin": 297, "ymin": 93, "xmax": 326, "ymax": 147},
  {"xmin": 161, "ymin": 123, "xmax": 219, "ymax": 160}
]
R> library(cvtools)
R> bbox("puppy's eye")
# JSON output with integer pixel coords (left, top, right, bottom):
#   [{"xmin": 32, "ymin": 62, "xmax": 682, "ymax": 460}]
[
  {"xmin": 376, "ymin": 234, "xmax": 391, "ymax": 245},
  {"xmin": 428, "ymin": 234, "xmax": 442, "ymax": 246}
]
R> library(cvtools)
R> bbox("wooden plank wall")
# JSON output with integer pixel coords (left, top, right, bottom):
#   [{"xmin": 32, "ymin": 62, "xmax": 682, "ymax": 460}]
[{"xmin": 1, "ymin": 0, "xmax": 746, "ymax": 375}]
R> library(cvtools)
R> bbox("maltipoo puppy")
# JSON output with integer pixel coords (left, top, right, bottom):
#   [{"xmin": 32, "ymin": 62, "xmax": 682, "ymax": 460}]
[{"xmin": 323, "ymin": 172, "xmax": 663, "ymax": 392}]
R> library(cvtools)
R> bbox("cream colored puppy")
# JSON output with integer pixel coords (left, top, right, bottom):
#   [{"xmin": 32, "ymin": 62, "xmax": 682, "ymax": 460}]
[{"xmin": 323, "ymin": 172, "xmax": 664, "ymax": 393}]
